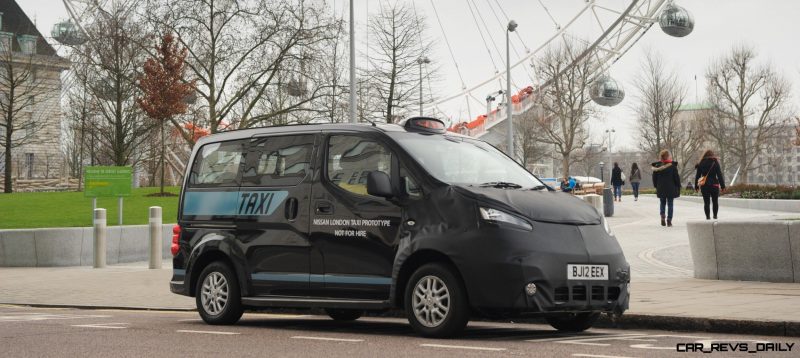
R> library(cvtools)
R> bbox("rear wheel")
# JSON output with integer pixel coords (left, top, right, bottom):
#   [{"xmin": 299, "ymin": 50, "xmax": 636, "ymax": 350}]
[
  {"xmin": 405, "ymin": 263, "xmax": 469, "ymax": 338},
  {"xmin": 546, "ymin": 312, "xmax": 600, "ymax": 332},
  {"xmin": 325, "ymin": 309, "xmax": 363, "ymax": 321},
  {"xmin": 195, "ymin": 261, "xmax": 243, "ymax": 325}
]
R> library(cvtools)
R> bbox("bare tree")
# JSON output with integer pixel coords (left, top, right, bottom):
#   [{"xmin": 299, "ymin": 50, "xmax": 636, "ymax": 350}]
[
  {"xmin": 513, "ymin": 106, "xmax": 550, "ymax": 171},
  {"xmin": 146, "ymin": 0, "xmax": 339, "ymax": 134},
  {"xmin": 533, "ymin": 39, "xmax": 594, "ymax": 177},
  {"xmin": 69, "ymin": 2, "xmax": 154, "ymax": 167},
  {"xmin": 705, "ymin": 45, "xmax": 793, "ymax": 184},
  {"xmin": 365, "ymin": 1, "xmax": 434, "ymax": 123},
  {"xmin": 0, "ymin": 49, "xmax": 58, "ymax": 192}
]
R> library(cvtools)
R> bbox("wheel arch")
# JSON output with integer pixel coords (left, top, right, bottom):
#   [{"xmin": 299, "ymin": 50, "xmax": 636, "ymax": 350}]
[
  {"xmin": 188, "ymin": 246, "xmax": 248, "ymax": 297},
  {"xmin": 394, "ymin": 249, "xmax": 467, "ymax": 308}
]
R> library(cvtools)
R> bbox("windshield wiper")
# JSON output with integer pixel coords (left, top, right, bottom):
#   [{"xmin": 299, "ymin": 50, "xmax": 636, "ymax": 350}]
[
  {"xmin": 478, "ymin": 181, "xmax": 523, "ymax": 189},
  {"xmin": 529, "ymin": 185, "xmax": 549, "ymax": 191}
]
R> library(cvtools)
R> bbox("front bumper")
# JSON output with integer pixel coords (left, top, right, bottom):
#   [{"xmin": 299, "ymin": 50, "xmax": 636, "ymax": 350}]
[{"xmin": 451, "ymin": 221, "xmax": 630, "ymax": 315}]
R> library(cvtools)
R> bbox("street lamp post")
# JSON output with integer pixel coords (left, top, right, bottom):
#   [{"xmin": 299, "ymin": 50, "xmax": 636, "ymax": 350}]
[
  {"xmin": 605, "ymin": 128, "xmax": 615, "ymax": 183},
  {"xmin": 599, "ymin": 162, "xmax": 605, "ymax": 182},
  {"xmin": 348, "ymin": 0, "xmax": 356, "ymax": 123},
  {"xmin": 506, "ymin": 20, "xmax": 517, "ymax": 159},
  {"xmin": 417, "ymin": 56, "xmax": 430, "ymax": 116}
]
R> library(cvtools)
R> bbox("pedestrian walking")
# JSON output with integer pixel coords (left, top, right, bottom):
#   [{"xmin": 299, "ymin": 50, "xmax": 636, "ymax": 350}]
[
  {"xmin": 694, "ymin": 149, "xmax": 726, "ymax": 220},
  {"xmin": 611, "ymin": 162, "xmax": 624, "ymax": 202},
  {"xmin": 651, "ymin": 150, "xmax": 681, "ymax": 227},
  {"xmin": 629, "ymin": 163, "xmax": 642, "ymax": 201}
]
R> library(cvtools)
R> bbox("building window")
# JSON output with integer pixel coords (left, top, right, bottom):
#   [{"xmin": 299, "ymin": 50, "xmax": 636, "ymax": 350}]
[
  {"xmin": 0, "ymin": 32, "xmax": 12, "ymax": 52},
  {"xmin": 17, "ymin": 35, "xmax": 37, "ymax": 55},
  {"xmin": 25, "ymin": 153, "xmax": 34, "ymax": 179}
]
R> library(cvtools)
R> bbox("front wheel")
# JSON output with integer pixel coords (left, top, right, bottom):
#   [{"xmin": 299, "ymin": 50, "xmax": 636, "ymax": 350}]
[
  {"xmin": 195, "ymin": 261, "xmax": 243, "ymax": 325},
  {"xmin": 405, "ymin": 263, "xmax": 469, "ymax": 338},
  {"xmin": 546, "ymin": 312, "xmax": 600, "ymax": 332}
]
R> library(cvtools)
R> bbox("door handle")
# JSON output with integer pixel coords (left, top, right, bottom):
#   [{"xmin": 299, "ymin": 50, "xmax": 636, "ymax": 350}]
[
  {"xmin": 284, "ymin": 198, "xmax": 299, "ymax": 220},
  {"xmin": 315, "ymin": 201, "xmax": 333, "ymax": 215}
]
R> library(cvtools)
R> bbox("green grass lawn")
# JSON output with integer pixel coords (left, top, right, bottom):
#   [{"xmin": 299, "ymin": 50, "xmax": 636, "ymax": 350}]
[{"xmin": 0, "ymin": 187, "xmax": 181, "ymax": 229}]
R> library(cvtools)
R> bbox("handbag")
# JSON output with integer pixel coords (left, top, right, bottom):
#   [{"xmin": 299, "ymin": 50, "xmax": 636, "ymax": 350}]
[{"xmin": 698, "ymin": 161, "xmax": 715, "ymax": 187}]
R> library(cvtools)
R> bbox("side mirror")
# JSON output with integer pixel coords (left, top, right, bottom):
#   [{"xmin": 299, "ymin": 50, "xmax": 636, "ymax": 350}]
[{"xmin": 367, "ymin": 171, "xmax": 393, "ymax": 198}]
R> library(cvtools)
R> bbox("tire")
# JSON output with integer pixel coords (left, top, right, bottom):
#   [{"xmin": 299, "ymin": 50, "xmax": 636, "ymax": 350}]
[
  {"xmin": 195, "ymin": 261, "xmax": 244, "ymax": 325},
  {"xmin": 404, "ymin": 263, "xmax": 469, "ymax": 338},
  {"xmin": 325, "ymin": 309, "xmax": 363, "ymax": 321},
  {"xmin": 545, "ymin": 312, "xmax": 600, "ymax": 332}
]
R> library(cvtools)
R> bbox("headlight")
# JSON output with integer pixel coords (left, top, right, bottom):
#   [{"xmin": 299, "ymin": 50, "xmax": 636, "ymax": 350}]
[
  {"xmin": 479, "ymin": 207, "xmax": 533, "ymax": 231},
  {"xmin": 602, "ymin": 216, "xmax": 613, "ymax": 235}
]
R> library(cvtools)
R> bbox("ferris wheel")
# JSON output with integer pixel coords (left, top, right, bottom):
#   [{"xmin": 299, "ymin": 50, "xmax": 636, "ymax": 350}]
[{"xmin": 429, "ymin": 0, "xmax": 695, "ymax": 138}]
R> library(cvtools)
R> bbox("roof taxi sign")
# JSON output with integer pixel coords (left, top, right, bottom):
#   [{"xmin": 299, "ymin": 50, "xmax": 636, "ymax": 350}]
[{"xmin": 403, "ymin": 117, "xmax": 446, "ymax": 134}]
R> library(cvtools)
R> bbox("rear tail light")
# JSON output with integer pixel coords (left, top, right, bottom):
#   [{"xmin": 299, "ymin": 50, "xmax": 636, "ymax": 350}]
[{"xmin": 171, "ymin": 225, "xmax": 181, "ymax": 256}]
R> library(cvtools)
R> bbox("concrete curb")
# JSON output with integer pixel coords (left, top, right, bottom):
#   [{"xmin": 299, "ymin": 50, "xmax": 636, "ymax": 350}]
[{"xmin": 4, "ymin": 302, "xmax": 798, "ymax": 337}]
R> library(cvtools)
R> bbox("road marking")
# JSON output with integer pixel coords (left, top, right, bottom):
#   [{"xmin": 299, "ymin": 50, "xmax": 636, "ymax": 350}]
[
  {"xmin": 177, "ymin": 319, "xmax": 203, "ymax": 322},
  {"xmin": 72, "ymin": 322, "xmax": 128, "ymax": 329},
  {"xmin": 572, "ymin": 354, "xmax": 638, "ymax": 358},
  {"xmin": 527, "ymin": 333, "xmax": 643, "ymax": 343},
  {"xmin": 177, "ymin": 329, "xmax": 240, "ymax": 335},
  {"xmin": 291, "ymin": 336, "xmax": 363, "ymax": 342},
  {"xmin": 420, "ymin": 344, "xmax": 506, "ymax": 352},
  {"xmin": 0, "ymin": 314, "xmax": 111, "ymax": 322}
]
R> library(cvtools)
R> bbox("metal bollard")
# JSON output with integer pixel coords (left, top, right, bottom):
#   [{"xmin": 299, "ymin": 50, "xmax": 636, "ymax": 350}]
[
  {"xmin": 148, "ymin": 206, "xmax": 163, "ymax": 269},
  {"xmin": 603, "ymin": 187, "xmax": 615, "ymax": 217},
  {"xmin": 93, "ymin": 208, "xmax": 107, "ymax": 268}
]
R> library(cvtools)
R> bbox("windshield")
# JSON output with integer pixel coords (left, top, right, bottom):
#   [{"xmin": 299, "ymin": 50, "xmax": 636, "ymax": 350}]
[{"xmin": 391, "ymin": 133, "xmax": 545, "ymax": 189}]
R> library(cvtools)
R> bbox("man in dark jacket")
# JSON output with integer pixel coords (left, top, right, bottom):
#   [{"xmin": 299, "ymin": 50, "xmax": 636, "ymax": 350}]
[
  {"xmin": 651, "ymin": 150, "xmax": 681, "ymax": 227},
  {"xmin": 694, "ymin": 150, "xmax": 726, "ymax": 220}
]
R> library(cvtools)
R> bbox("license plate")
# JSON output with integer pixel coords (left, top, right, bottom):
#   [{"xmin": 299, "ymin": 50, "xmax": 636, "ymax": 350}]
[{"xmin": 567, "ymin": 264, "xmax": 609, "ymax": 280}]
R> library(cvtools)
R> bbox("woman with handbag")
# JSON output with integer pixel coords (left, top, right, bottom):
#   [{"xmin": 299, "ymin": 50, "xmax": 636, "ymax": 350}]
[{"xmin": 694, "ymin": 150, "xmax": 726, "ymax": 220}]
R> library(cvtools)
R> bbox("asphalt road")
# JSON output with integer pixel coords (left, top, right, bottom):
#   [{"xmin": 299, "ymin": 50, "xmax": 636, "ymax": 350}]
[{"xmin": 1, "ymin": 306, "xmax": 798, "ymax": 357}]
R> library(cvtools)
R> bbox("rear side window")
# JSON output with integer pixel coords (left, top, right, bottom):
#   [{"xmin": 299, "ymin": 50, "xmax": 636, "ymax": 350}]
[
  {"xmin": 327, "ymin": 135, "xmax": 391, "ymax": 196},
  {"xmin": 242, "ymin": 135, "xmax": 314, "ymax": 187},
  {"xmin": 189, "ymin": 140, "xmax": 246, "ymax": 187}
]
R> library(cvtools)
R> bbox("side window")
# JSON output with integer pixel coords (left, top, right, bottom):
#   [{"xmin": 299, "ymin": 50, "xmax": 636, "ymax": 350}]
[
  {"xmin": 327, "ymin": 135, "xmax": 391, "ymax": 196},
  {"xmin": 190, "ymin": 140, "xmax": 246, "ymax": 187},
  {"xmin": 242, "ymin": 135, "xmax": 314, "ymax": 187},
  {"xmin": 400, "ymin": 167, "xmax": 421, "ymax": 198}
]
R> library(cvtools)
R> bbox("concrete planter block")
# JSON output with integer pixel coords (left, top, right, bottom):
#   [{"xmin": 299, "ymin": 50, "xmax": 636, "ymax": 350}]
[
  {"xmin": 162, "ymin": 224, "xmax": 173, "ymax": 258},
  {"xmin": 105, "ymin": 226, "xmax": 122, "ymax": 265},
  {"xmin": 790, "ymin": 221, "xmax": 800, "ymax": 283},
  {"xmin": 80, "ymin": 227, "xmax": 93, "ymax": 266},
  {"xmin": 714, "ymin": 222, "xmax": 793, "ymax": 283},
  {"xmin": 686, "ymin": 221, "xmax": 718, "ymax": 279},
  {"xmin": 0, "ymin": 233, "xmax": 5, "ymax": 266},
  {"xmin": 118, "ymin": 226, "xmax": 148, "ymax": 263},
  {"xmin": 1, "ymin": 230, "xmax": 37, "ymax": 266},
  {"xmin": 34, "ymin": 228, "xmax": 83, "ymax": 266}
]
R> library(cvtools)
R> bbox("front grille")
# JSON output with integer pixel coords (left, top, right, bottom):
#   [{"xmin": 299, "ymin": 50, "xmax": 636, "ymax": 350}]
[
  {"xmin": 572, "ymin": 286, "xmax": 586, "ymax": 301},
  {"xmin": 591, "ymin": 286, "xmax": 604, "ymax": 300},
  {"xmin": 554, "ymin": 287, "xmax": 569, "ymax": 302}
]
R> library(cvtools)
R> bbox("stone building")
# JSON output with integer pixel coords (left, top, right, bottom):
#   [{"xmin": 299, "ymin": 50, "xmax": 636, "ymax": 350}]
[{"xmin": 0, "ymin": 0, "xmax": 70, "ymax": 190}]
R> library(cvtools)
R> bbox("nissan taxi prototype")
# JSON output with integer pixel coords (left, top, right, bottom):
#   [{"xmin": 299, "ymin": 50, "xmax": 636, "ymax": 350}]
[{"xmin": 170, "ymin": 117, "xmax": 630, "ymax": 337}]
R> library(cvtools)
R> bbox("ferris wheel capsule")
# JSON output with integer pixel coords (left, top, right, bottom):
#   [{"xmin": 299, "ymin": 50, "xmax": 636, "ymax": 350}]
[
  {"xmin": 659, "ymin": 3, "xmax": 694, "ymax": 38},
  {"xmin": 590, "ymin": 75, "xmax": 625, "ymax": 107},
  {"xmin": 51, "ymin": 20, "xmax": 86, "ymax": 46}
]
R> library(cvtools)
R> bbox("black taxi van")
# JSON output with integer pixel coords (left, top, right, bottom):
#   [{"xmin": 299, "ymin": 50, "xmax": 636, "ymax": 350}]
[{"xmin": 170, "ymin": 117, "xmax": 630, "ymax": 337}]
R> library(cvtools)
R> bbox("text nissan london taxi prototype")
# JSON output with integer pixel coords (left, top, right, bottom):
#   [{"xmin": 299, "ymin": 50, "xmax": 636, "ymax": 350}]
[{"xmin": 170, "ymin": 117, "xmax": 630, "ymax": 337}]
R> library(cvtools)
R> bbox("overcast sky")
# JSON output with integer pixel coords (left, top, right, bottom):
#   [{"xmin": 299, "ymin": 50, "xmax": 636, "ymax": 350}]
[{"xmin": 23, "ymin": 1, "xmax": 800, "ymax": 150}]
